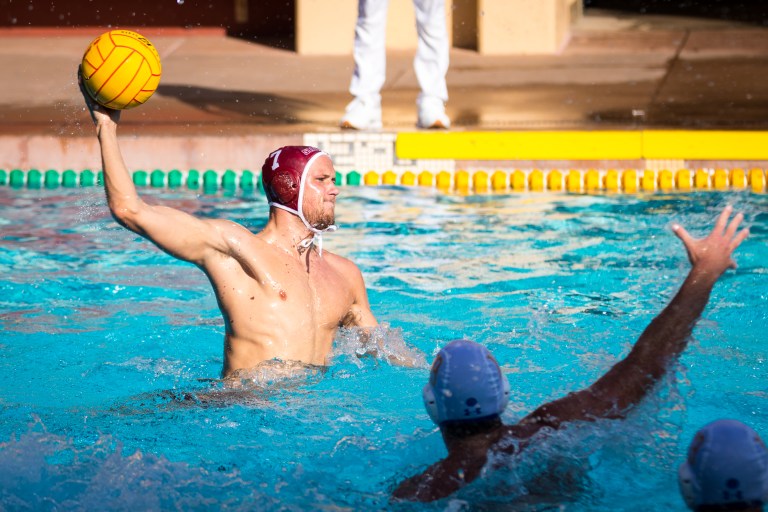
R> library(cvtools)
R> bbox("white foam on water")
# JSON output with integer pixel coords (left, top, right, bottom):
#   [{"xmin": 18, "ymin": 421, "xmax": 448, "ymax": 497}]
[{"xmin": 333, "ymin": 323, "xmax": 428, "ymax": 369}]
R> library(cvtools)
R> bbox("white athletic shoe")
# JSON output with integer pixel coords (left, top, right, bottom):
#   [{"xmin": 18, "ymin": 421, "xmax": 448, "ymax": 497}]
[
  {"xmin": 340, "ymin": 97, "xmax": 382, "ymax": 130},
  {"xmin": 417, "ymin": 96, "xmax": 451, "ymax": 129}
]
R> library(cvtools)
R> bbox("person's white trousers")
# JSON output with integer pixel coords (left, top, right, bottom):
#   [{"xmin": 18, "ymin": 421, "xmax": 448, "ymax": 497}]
[{"xmin": 349, "ymin": 0, "xmax": 449, "ymax": 104}]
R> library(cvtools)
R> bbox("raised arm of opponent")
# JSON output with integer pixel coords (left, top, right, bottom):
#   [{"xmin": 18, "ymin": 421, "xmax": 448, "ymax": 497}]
[
  {"xmin": 80, "ymin": 71, "xmax": 233, "ymax": 266},
  {"xmin": 391, "ymin": 207, "xmax": 749, "ymax": 503},
  {"xmin": 516, "ymin": 206, "xmax": 749, "ymax": 434}
]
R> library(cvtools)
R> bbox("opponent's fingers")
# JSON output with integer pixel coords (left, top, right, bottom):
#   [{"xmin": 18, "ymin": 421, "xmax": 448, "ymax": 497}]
[
  {"xmin": 672, "ymin": 224, "xmax": 698, "ymax": 264},
  {"xmin": 729, "ymin": 227, "xmax": 750, "ymax": 252},
  {"xmin": 713, "ymin": 205, "xmax": 733, "ymax": 235},
  {"xmin": 724, "ymin": 212, "xmax": 744, "ymax": 239},
  {"xmin": 672, "ymin": 223, "xmax": 695, "ymax": 247}
]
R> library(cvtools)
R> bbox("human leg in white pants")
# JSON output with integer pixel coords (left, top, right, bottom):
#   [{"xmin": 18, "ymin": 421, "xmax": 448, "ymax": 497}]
[
  {"xmin": 413, "ymin": 0, "xmax": 450, "ymax": 128},
  {"xmin": 341, "ymin": 0, "xmax": 389, "ymax": 130}
]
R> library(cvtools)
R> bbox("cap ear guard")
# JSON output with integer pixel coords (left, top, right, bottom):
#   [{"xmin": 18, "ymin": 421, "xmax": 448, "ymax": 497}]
[
  {"xmin": 422, "ymin": 382, "xmax": 439, "ymax": 425},
  {"xmin": 500, "ymin": 372, "xmax": 511, "ymax": 410},
  {"xmin": 678, "ymin": 462, "xmax": 698, "ymax": 510},
  {"xmin": 267, "ymin": 172, "xmax": 300, "ymax": 209},
  {"xmin": 490, "ymin": 350, "xmax": 511, "ymax": 411},
  {"xmin": 756, "ymin": 444, "xmax": 768, "ymax": 505}
]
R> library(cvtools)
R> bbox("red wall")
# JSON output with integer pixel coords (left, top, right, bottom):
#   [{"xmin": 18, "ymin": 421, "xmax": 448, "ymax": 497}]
[{"xmin": 1, "ymin": 1, "xmax": 296, "ymax": 42}]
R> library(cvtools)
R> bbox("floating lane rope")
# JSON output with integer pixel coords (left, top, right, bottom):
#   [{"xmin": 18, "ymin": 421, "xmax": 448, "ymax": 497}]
[{"xmin": 1, "ymin": 167, "xmax": 765, "ymax": 193}]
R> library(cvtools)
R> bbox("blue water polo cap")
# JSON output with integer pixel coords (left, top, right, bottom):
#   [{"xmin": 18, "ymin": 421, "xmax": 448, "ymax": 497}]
[
  {"xmin": 678, "ymin": 419, "xmax": 768, "ymax": 510},
  {"xmin": 422, "ymin": 339, "xmax": 511, "ymax": 426}
]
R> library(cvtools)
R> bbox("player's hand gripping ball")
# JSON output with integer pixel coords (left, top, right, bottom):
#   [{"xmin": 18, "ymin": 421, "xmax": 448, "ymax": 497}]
[{"xmin": 81, "ymin": 29, "xmax": 162, "ymax": 110}]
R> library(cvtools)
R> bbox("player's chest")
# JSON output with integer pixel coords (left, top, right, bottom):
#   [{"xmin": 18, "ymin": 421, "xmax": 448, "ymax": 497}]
[{"xmin": 278, "ymin": 258, "xmax": 353, "ymax": 310}]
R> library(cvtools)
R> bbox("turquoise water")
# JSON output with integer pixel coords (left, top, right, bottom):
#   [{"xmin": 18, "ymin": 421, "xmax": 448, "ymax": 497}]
[{"xmin": 1, "ymin": 186, "xmax": 766, "ymax": 511}]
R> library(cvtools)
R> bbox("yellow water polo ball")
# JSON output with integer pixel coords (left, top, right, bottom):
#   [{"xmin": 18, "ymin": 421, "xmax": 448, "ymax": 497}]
[{"xmin": 81, "ymin": 29, "xmax": 162, "ymax": 110}]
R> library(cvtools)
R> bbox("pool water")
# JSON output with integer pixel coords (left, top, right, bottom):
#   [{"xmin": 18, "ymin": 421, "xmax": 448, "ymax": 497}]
[{"xmin": 1, "ymin": 186, "xmax": 766, "ymax": 511}]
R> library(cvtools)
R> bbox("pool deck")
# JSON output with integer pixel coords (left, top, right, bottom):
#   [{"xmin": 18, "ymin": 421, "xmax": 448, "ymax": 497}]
[{"xmin": 3, "ymin": 8, "xmax": 768, "ymax": 187}]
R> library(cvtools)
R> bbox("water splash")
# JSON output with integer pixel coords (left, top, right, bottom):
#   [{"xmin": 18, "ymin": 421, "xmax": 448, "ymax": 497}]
[
  {"xmin": 333, "ymin": 323, "xmax": 428, "ymax": 369},
  {"xmin": 0, "ymin": 421, "xmax": 274, "ymax": 511}
]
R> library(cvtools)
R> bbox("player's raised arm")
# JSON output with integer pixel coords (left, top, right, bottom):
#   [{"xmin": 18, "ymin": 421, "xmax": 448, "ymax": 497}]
[
  {"xmin": 518, "ymin": 206, "xmax": 749, "ymax": 430},
  {"xmin": 79, "ymin": 71, "xmax": 229, "ymax": 266}
]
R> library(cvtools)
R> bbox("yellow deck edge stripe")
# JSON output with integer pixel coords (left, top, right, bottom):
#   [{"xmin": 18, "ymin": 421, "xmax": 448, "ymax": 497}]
[
  {"xmin": 642, "ymin": 130, "xmax": 768, "ymax": 160},
  {"xmin": 396, "ymin": 130, "xmax": 768, "ymax": 161},
  {"xmin": 395, "ymin": 131, "xmax": 643, "ymax": 160}
]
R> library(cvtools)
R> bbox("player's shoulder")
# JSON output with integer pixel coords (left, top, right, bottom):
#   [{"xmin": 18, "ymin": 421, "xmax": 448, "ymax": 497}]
[
  {"xmin": 322, "ymin": 251, "xmax": 365, "ymax": 280},
  {"xmin": 206, "ymin": 218, "xmax": 252, "ymax": 237},
  {"xmin": 204, "ymin": 219, "xmax": 266, "ymax": 255},
  {"xmin": 322, "ymin": 249, "xmax": 357, "ymax": 268}
]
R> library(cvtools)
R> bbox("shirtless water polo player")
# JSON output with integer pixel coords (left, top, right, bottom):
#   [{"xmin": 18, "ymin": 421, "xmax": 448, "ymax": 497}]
[{"xmin": 81, "ymin": 81, "xmax": 378, "ymax": 377}]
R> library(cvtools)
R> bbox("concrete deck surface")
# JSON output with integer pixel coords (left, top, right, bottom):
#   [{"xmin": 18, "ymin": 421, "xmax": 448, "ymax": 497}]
[{"xmin": 2, "ymin": 9, "xmax": 768, "ymax": 175}]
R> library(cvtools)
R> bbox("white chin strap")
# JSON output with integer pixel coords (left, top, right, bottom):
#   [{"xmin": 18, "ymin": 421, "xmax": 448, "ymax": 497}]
[
  {"xmin": 269, "ymin": 203, "xmax": 337, "ymax": 256},
  {"xmin": 269, "ymin": 152, "xmax": 337, "ymax": 256}
]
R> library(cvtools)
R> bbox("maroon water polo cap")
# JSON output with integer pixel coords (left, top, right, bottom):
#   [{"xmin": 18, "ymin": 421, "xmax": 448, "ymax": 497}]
[
  {"xmin": 260, "ymin": 146, "xmax": 337, "ymax": 255},
  {"xmin": 261, "ymin": 146, "xmax": 328, "ymax": 213}
]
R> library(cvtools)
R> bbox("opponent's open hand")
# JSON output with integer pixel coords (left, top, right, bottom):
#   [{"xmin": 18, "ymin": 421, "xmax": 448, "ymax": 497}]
[{"xmin": 672, "ymin": 205, "xmax": 749, "ymax": 278}]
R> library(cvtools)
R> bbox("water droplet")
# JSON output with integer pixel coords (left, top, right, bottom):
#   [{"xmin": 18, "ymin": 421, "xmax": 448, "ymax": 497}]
[{"xmin": 177, "ymin": 0, "xmax": 185, "ymax": 4}]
